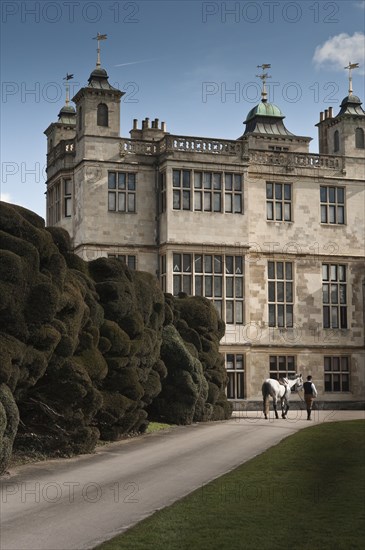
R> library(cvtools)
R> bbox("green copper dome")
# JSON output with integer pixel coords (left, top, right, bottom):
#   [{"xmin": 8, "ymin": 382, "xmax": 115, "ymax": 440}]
[{"xmin": 245, "ymin": 102, "xmax": 284, "ymax": 123}]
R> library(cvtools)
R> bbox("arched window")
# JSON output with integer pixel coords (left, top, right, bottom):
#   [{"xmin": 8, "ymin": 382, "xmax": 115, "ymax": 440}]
[
  {"xmin": 97, "ymin": 103, "xmax": 108, "ymax": 127},
  {"xmin": 355, "ymin": 127, "xmax": 364, "ymax": 149},
  {"xmin": 334, "ymin": 130, "xmax": 339, "ymax": 152},
  {"xmin": 78, "ymin": 106, "xmax": 82, "ymax": 131}
]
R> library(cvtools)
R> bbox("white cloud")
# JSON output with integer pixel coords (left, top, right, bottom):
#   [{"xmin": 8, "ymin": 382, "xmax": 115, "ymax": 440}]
[{"xmin": 313, "ymin": 32, "xmax": 365, "ymax": 74}]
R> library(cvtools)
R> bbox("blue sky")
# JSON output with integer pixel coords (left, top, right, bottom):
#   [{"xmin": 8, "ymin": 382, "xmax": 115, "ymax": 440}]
[{"xmin": 1, "ymin": 0, "xmax": 364, "ymax": 217}]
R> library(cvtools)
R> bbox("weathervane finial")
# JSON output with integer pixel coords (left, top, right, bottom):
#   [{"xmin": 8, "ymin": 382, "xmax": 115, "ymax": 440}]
[
  {"xmin": 63, "ymin": 73, "xmax": 74, "ymax": 105},
  {"xmin": 256, "ymin": 64, "xmax": 271, "ymax": 103},
  {"xmin": 92, "ymin": 33, "xmax": 108, "ymax": 67},
  {"xmin": 344, "ymin": 62, "xmax": 359, "ymax": 95}
]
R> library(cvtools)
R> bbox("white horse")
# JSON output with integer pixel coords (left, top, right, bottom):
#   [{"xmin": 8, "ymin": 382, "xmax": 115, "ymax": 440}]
[{"xmin": 262, "ymin": 374, "xmax": 303, "ymax": 419}]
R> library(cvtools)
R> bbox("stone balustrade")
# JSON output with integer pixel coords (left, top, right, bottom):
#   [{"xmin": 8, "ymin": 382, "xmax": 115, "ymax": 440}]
[{"xmin": 249, "ymin": 150, "xmax": 343, "ymax": 170}]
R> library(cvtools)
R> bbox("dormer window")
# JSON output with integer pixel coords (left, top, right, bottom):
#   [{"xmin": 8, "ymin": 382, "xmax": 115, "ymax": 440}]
[
  {"xmin": 334, "ymin": 130, "xmax": 339, "ymax": 152},
  {"xmin": 355, "ymin": 127, "xmax": 364, "ymax": 149},
  {"xmin": 97, "ymin": 103, "xmax": 108, "ymax": 127}
]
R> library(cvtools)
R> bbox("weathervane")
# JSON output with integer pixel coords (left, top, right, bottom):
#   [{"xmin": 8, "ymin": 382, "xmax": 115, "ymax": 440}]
[
  {"xmin": 344, "ymin": 62, "xmax": 359, "ymax": 95},
  {"xmin": 63, "ymin": 73, "xmax": 74, "ymax": 105},
  {"xmin": 256, "ymin": 64, "xmax": 271, "ymax": 103},
  {"xmin": 93, "ymin": 33, "xmax": 107, "ymax": 67}
]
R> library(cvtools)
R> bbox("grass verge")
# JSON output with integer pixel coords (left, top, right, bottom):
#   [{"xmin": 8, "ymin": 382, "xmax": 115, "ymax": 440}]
[{"xmin": 97, "ymin": 420, "xmax": 365, "ymax": 550}]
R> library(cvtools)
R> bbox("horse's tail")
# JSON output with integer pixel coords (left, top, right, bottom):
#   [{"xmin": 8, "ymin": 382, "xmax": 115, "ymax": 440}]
[{"xmin": 262, "ymin": 382, "xmax": 270, "ymax": 417}]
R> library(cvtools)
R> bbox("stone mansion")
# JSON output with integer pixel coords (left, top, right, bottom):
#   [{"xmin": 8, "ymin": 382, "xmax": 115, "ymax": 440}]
[{"xmin": 44, "ymin": 56, "xmax": 365, "ymax": 407}]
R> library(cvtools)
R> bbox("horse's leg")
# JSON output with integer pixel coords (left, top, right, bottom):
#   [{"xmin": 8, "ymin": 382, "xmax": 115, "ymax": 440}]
[
  {"xmin": 273, "ymin": 397, "xmax": 279, "ymax": 419},
  {"xmin": 281, "ymin": 398, "xmax": 287, "ymax": 419},
  {"xmin": 263, "ymin": 394, "xmax": 269, "ymax": 420}
]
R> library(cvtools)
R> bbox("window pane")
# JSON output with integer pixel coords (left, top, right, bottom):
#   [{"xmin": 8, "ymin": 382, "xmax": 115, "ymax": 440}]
[
  {"xmin": 214, "ymin": 193, "xmax": 221, "ymax": 212},
  {"xmin": 214, "ymin": 300, "xmax": 222, "ymax": 318},
  {"xmin": 235, "ymin": 257, "xmax": 243, "ymax": 274},
  {"xmin": 234, "ymin": 194, "xmax": 242, "ymax": 213},
  {"xmin": 226, "ymin": 354, "xmax": 234, "ymax": 369},
  {"xmin": 285, "ymin": 263, "xmax": 292, "ymax": 280},
  {"xmin": 182, "ymin": 171, "xmax": 191, "ymax": 188},
  {"xmin": 324, "ymin": 374, "xmax": 331, "ymax": 391},
  {"xmin": 64, "ymin": 179, "xmax": 72, "ymax": 195},
  {"xmin": 284, "ymin": 203, "xmax": 291, "ymax": 221},
  {"xmin": 320, "ymin": 186, "xmax": 327, "ymax": 202},
  {"xmin": 338, "ymin": 265, "xmax": 346, "ymax": 282},
  {"xmin": 195, "ymin": 255, "xmax": 203, "ymax": 273},
  {"xmin": 340, "ymin": 307, "xmax": 347, "ymax": 328},
  {"xmin": 118, "ymin": 193, "xmax": 126, "ymax": 212},
  {"xmin": 194, "ymin": 191, "xmax": 202, "ymax": 211},
  {"xmin": 213, "ymin": 173, "xmax": 221, "ymax": 190},
  {"xmin": 128, "ymin": 173, "xmax": 136, "ymax": 190},
  {"xmin": 341, "ymin": 357, "xmax": 348, "ymax": 371},
  {"xmin": 337, "ymin": 206, "xmax": 344, "ymax": 224},
  {"xmin": 214, "ymin": 276, "xmax": 222, "ymax": 297},
  {"xmin": 173, "ymin": 275, "xmax": 181, "ymax": 295},
  {"xmin": 329, "ymin": 205, "xmax": 335, "ymax": 223},
  {"xmin": 277, "ymin": 262, "xmax": 284, "ymax": 279},
  {"xmin": 225, "ymin": 174, "xmax": 232, "ymax": 190},
  {"xmin": 324, "ymin": 357, "xmax": 331, "ymax": 371},
  {"xmin": 128, "ymin": 256, "xmax": 136, "ymax": 270},
  {"xmin": 227, "ymin": 372, "xmax": 235, "ymax": 398},
  {"xmin": 118, "ymin": 173, "xmax": 126, "ymax": 189},
  {"xmin": 323, "ymin": 306, "xmax": 330, "ymax": 328},
  {"xmin": 331, "ymin": 306, "xmax": 338, "ymax": 328},
  {"xmin": 226, "ymin": 256, "xmax": 233, "ymax": 274},
  {"xmin": 275, "ymin": 202, "xmax": 282, "ymax": 220},
  {"xmin": 286, "ymin": 282, "xmax": 293, "ymax": 302},
  {"xmin": 204, "ymin": 192, "xmax": 212, "ymax": 211},
  {"xmin": 330, "ymin": 265, "xmax": 337, "ymax": 281},
  {"xmin": 268, "ymin": 261, "xmax": 275, "ymax": 279},
  {"xmin": 268, "ymin": 281, "xmax": 275, "ymax": 302},
  {"xmin": 173, "ymin": 190, "xmax": 181, "ymax": 209},
  {"xmin": 235, "ymin": 278, "xmax": 243, "ymax": 298},
  {"xmin": 194, "ymin": 172, "xmax": 202, "ymax": 189},
  {"xmin": 173, "ymin": 253, "xmax": 181, "ymax": 272},
  {"xmin": 328, "ymin": 187, "xmax": 336, "ymax": 203},
  {"xmin": 277, "ymin": 305, "xmax": 284, "ymax": 327},
  {"xmin": 323, "ymin": 284, "xmax": 329, "ymax": 304},
  {"xmin": 337, "ymin": 188, "xmax": 344, "ymax": 204},
  {"xmin": 108, "ymin": 192, "xmax": 116, "ymax": 210},
  {"xmin": 205, "ymin": 256, "xmax": 212, "ymax": 273},
  {"xmin": 331, "ymin": 284, "xmax": 338, "ymax": 304},
  {"xmin": 232, "ymin": 174, "xmax": 240, "ymax": 191},
  {"xmin": 226, "ymin": 301, "xmax": 233, "ymax": 324},
  {"xmin": 321, "ymin": 205, "xmax": 327, "ymax": 223},
  {"xmin": 183, "ymin": 254, "xmax": 191, "ymax": 272},
  {"xmin": 225, "ymin": 193, "xmax": 232, "ymax": 213},
  {"xmin": 173, "ymin": 170, "xmax": 180, "ymax": 187},
  {"xmin": 266, "ymin": 183, "xmax": 273, "ymax": 199},
  {"xmin": 226, "ymin": 277, "xmax": 234, "ymax": 298},
  {"xmin": 267, "ymin": 202, "xmax": 273, "ymax": 220},
  {"xmin": 108, "ymin": 172, "xmax": 116, "ymax": 189},
  {"xmin": 284, "ymin": 184, "xmax": 291, "ymax": 200},
  {"xmin": 235, "ymin": 302, "xmax": 243, "ymax": 324},
  {"xmin": 128, "ymin": 193, "xmax": 135, "ymax": 212},
  {"xmin": 322, "ymin": 264, "xmax": 329, "ymax": 281},
  {"xmin": 236, "ymin": 355, "xmax": 243, "ymax": 370},
  {"xmin": 214, "ymin": 256, "xmax": 222, "ymax": 273},
  {"xmin": 204, "ymin": 173, "xmax": 212, "ymax": 189},
  {"xmin": 183, "ymin": 190, "xmax": 190, "ymax": 210},
  {"xmin": 205, "ymin": 276, "xmax": 212, "ymax": 297},
  {"xmin": 195, "ymin": 275, "xmax": 203, "ymax": 295},
  {"xmin": 342, "ymin": 374, "xmax": 349, "ymax": 391},
  {"xmin": 183, "ymin": 275, "xmax": 191, "ymax": 294}
]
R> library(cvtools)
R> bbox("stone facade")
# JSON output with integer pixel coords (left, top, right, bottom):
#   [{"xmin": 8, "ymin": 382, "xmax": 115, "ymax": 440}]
[{"xmin": 44, "ymin": 63, "xmax": 365, "ymax": 407}]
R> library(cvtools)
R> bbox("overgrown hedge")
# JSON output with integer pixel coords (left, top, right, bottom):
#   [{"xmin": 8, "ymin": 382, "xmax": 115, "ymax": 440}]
[{"xmin": 0, "ymin": 202, "xmax": 232, "ymax": 475}]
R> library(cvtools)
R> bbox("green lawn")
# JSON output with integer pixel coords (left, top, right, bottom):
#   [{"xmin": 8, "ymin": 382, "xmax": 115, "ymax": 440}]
[{"xmin": 97, "ymin": 420, "xmax": 365, "ymax": 550}]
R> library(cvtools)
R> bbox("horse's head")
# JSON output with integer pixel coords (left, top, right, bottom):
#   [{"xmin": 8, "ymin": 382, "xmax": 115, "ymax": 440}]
[{"xmin": 291, "ymin": 373, "xmax": 303, "ymax": 391}]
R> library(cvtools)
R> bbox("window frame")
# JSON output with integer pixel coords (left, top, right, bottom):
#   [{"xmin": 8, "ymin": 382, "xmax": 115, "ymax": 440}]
[
  {"xmin": 266, "ymin": 182, "xmax": 292, "ymax": 222},
  {"xmin": 322, "ymin": 264, "xmax": 347, "ymax": 329},
  {"xmin": 324, "ymin": 356, "xmax": 350, "ymax": 392},
  {"xmin": 226, "ymin": 353, "xmax": 245, "ymax": 400},
  {"xmin": 320, "ymin": 185, "xmax": 345, "ymax": 225},
  {"xmin": 268, "ymin": 261, "xmax": 294, "ymax": 328},
  {"xmin": 269, "ymin": 355, "xmax": 296, "ymax": 381},
  {"xmin": 108, "ymin": 172, "xmax": 137, "ymax": 213}
]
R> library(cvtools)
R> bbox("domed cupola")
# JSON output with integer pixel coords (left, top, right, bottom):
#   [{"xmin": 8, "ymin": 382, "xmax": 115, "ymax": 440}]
[
  {"xmin": 58, "ymin": 104, "xmax": 76, "ymax": 125},
  {"xmin": 336, "ymin": 94, "xmax": 365, "ymax": 117},
  {"xmin": 242, "ymin": 64, "xmax": 294, "ymax": 136}
]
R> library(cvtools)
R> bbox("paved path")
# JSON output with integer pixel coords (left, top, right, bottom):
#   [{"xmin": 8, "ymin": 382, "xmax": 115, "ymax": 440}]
[{"xmin": 0, "ymin": 410, "xmax": 363, "ymax": 550}]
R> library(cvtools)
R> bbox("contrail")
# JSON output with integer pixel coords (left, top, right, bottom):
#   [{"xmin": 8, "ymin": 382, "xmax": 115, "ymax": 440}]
[{"xmin": 115, "ymin": 58, "xmax": 162, "ymax": 67}]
